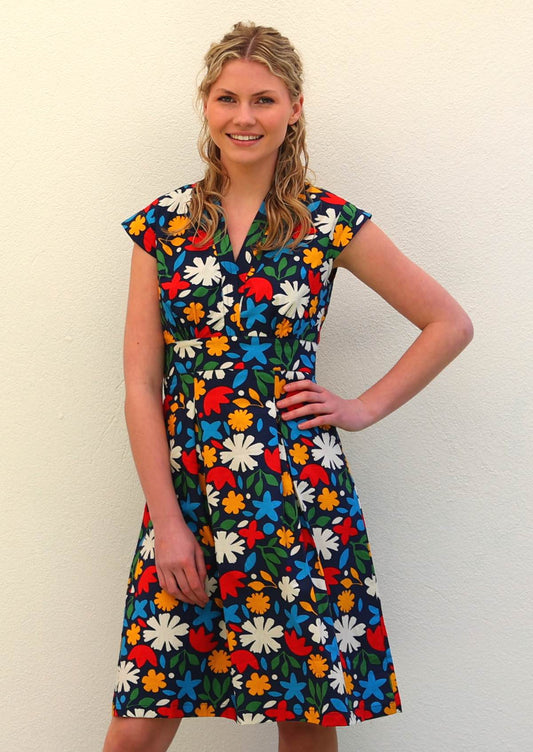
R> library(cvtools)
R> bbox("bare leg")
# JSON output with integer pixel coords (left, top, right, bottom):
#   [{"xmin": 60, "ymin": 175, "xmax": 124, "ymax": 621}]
[
  {"xmin": 102, "ymin": 717, "xmax": 182, "ymax": 752},
  {"xmin": 277, "ymin": 721, "xmax": 338, "ymax": 752}
]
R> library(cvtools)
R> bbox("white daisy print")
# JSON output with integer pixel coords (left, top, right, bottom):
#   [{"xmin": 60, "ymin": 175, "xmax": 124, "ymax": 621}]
[
  {"xmin": 143, "ymin": 613, "xmax": 189, "ymax": 651},
  {"xmin": 115, "ymin": 660, "xmax": 140, "ymax": 692},
  {"xmin": 314, "ymin": 207, "xmax": 338, "ymax": 238},
  {"xmin": 308, "ymin": 617, "xmax": 329, "ymax": 644},
  {"xmin": 272, "ymin": 280, "xmax": 310, "ymax": 318},
  {"xmin": 173, "ymin": 338, "xmax": 202, "ymax": 359},
  {"xmin": 278, "ymin": 576, "xmax": 300, "ymax": 602},
  {"xmin": 140, "ymin": 528, "xmax": 155, "ymax": 560},
  {"xmin": 239, "ymin": 616, "xmax": 284, "ymax": 654},
  {"xmin": 334, "ymin": 614, "xmax": 366, "ymax": 653},
  {"xmin": 311, "ymin": 433, "xmax": 343, "ymax": 469},
  {"xmin": 183, "ymin": 256, "xmax": 221, "ymax": 286},
  {"xmin": 311, "ymin": 527, "xmax": 339, "ymax": 561},
  {"xmin": 159, "ymin": 187, "xmax": 193, "ymax": 214},
  {"xmin": 214, "ymin": 530, "xmax": 246, "ymax": 564},
  {"xmin": 219, "ymin": 433, "xmax": 264, "ymax": 472}
]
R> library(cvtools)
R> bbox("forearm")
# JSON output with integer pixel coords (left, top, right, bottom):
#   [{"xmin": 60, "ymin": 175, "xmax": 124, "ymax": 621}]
[
  {"xmin": 124, "ymin": 384, "xmax": 186, "ymax": 528},
  {"xmin": 355, "ymin": 316, "xmax": 473, "ymax": 427}
]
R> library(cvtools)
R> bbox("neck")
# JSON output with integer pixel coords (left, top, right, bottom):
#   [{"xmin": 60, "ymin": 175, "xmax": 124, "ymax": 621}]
[{"xmin": 220, "ymin": 158, "xmax": 276, "ymax": 206}]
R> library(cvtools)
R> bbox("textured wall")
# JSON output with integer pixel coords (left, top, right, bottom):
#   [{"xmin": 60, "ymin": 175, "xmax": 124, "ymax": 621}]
[{"xmin": 1, "ymin": 1, "xmax": 531, "ymax": 750}]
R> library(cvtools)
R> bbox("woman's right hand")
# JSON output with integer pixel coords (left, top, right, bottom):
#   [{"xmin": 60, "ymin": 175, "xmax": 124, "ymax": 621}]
[{"xmin": 153, "ymin": 517, "xmax": 209, "ymax": 607}]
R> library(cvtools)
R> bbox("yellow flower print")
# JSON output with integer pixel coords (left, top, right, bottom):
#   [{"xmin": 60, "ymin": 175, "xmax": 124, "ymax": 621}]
[
  {"xmin": 167, "ymin": 215, "xmax": 190, "ymax": 235},
  {"xmin": 307, "ymin": 653, "xmax": 328, "ymax": 678},
  {"xmin": 333, "ymin": 223, "xmax": 354, "ymax": 248},
  {"xmin": 230, "ymin": 302, "xmax": 244, "ymax": 330},
  {"xmin": 344, "ymin": 672, "xmax": 354, "ymax": 694},
  {"xmin": 134, "ymin": 559, "xmax": 143, "ymax": 579},
  {"xmin": 281, "ymin": 471, "xmax": 294, "ymax": 496},
  {"xmin": 274, "ymin": 376, "xmax": 287, "ymax": 399},
  {"xmin": 163, "ymin": 330, "xmax": 175, "ymax": 344},
  {"xmin": 199, "ymin": 524, "xmax": 214, "ymax": 547},
  {"xmin": 195, "ymin": 702, "xmax": 215, "ymax": 716},
  {"xmin": 167, "ymin": 413, "xmax": 176, "ymax": 436},
  {"xmin": 289, "ymin": 442, "xmax": 309, "ymax": 465},
  {"xmin": 304, "ymin": 707, "xmax": 321, "ymax": 724},
  {"xmin": 246, "ymin": 672, "xmax": 271, "ymax": 696},
  {"xmin": 194, "ymin": 378, "xmax": 206, "ymax": 400},
  {"xmin": 222, "ymin": 490, "xmax": 245, "ymax": 514},
  {"xmin": 317, "ymin": 488, "xmax": 339, "ymax": 511},
  {"xmin": 142, "ymin": 669, "xmax": 167, "ymax": 692},
  {"xmin": 207, "ymin": 649, "xmax": 231, "ymax": 674},
  {"xmin": 227, "ymin": 630, "xmax": 237, "ymax": 651},
  {"xmin": 128, "ymin": 214, "xmax": 146, "ymax": 236},
  {"xmin": 303, "ymin": 247, "xmax": 324, "ymax": 268},
  {"xmin": 390, "ymin": 672, "xmax": 397, "ymax": 693},
  {"xmin": 126, "ymin": 623, "xmax": 141, "ymax": 645},
  {"xmin": 246, "ymin": 592, "xmax": 271, "ymax": 615},
  {"xmin": 337, "ymin": 589, "xmax": 355, "ymax": 613},
  {"xmin": 309, "ymin": 296, "xmax": 318, "ymax": 316},
  {"xmin": 384, "ymin": 701, "xmax": 398, "ymax": 714},
  {"xmin": 228, "ymin": 409, "xmax": 253, "ymax": 431},
  {"xmin": 154, "ymin": 589, "xmax": 179, "ymax": 612},
  {"xmin": 202, "ymin": 445, "xmax": 217, "ymax": 468},
  {"xmin": 184, "ymin": 302, "xmax": 205, "ymax": 323},
  {"xmin": 206, "ymin": 335, "xmax": 230, "ymax": 356},
  {"xmin": 275, "ymin": 319, "xmax": 292, "ymax": 338},
  {"xmin": 277, "ymin": 527, "xmax": 295, "ymax": 548}
]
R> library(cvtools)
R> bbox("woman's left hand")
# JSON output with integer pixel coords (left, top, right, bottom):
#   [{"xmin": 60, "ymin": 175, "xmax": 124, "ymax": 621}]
[{"xmin": 277, "ymin": 379, "xmax": 376, "ymax": 432}]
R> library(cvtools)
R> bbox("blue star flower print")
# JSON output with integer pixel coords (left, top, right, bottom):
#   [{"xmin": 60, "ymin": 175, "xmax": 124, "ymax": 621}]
[{"xmin": 112, "ymin": 182, "xmax": 403, "ymax": 726}]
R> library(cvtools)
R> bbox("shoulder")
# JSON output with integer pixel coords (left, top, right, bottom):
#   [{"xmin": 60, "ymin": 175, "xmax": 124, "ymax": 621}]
[{"xmin": 299, "ymin": 182, "xmax": 372, "ymax": 247}]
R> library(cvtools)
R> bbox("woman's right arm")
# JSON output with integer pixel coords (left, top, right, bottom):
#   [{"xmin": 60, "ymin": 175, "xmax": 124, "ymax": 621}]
[{"xmin": 123, "ymin": 243, "xmax": 208, "ymax": 607}]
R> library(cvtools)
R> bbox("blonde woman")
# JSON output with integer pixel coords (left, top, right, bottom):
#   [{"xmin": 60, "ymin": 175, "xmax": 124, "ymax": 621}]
[{"xmin": 103, "ymin": 21, "xmax": 473, "ymax": 752}]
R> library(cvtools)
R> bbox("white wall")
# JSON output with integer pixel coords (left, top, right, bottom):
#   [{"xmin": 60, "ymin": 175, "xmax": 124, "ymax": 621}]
[{"xmin": 1, "ymin": 1, "xmax": 531, "ymax": 750}]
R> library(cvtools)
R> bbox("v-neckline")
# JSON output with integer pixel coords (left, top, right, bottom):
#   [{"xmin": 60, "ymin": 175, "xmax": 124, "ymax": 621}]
[{"xmin": 215, "ymin": 199, "xmax": 267, "ymax": 272}]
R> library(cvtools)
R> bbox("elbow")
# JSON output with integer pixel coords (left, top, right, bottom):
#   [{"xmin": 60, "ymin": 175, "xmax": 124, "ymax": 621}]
[{"xmin": 453, "ymin": 310, "xmax": 474, "ymax": 352}]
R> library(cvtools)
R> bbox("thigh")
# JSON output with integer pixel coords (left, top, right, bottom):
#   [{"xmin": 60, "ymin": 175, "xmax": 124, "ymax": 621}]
[
  {"xmin": 277, "ymin": 721, "xmax": 338, "ymax": 752},
  {"xmin": 103, "ymin": 716, "xmax": 182, "ymax": 752}
]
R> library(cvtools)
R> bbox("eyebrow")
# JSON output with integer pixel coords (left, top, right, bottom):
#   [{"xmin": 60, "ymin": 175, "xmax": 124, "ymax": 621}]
[{"xmin": 214, "ymin": 88, "xmax": 278, "ymax": 96}]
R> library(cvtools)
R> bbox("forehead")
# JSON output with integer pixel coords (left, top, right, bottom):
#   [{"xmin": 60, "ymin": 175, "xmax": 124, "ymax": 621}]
[{"xmin": 211, "ymin": 59, "xmax": 289, "ymax": 95}]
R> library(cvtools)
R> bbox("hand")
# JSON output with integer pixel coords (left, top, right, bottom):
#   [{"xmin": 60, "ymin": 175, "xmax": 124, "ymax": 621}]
[
  {"xmin": 277, "ymin": 379, "xmax": 377, "ymax": 432},
  {"xmin": 153, "ymin": 517, "xmax": 209, "ymax": 607}
]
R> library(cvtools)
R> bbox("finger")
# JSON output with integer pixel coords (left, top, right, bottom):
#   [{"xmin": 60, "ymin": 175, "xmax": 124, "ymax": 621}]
[
  {"xmin": 183, "ymin": 563, "xmax": 209, "ymax": 605},
  {"xmin": 174, "ymin": 569, "xmax": 200, "ymax": 605},
  {"xmin": 161, "ymin": 570, "xmax": 195, "ymax": 604},
  {"xmin": 195, "ymin": 546, "xmax": 208, "ymax": 590}
]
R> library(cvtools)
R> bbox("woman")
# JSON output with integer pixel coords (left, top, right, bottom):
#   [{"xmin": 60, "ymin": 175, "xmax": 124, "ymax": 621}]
[{"xmin": 103, "ymin": 21, "xmax": 473, "ymax": 752}]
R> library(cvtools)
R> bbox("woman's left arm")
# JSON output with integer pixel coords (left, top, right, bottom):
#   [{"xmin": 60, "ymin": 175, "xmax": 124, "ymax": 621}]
[{"xmin": 278, "ymin": 220, "xmax": 474, "ymax": 431}]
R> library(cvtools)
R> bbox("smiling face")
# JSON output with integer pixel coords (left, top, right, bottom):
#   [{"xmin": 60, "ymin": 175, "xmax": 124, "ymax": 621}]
[{"xmin": 204, "ymin": 58, "xmax": 303, "ymax": 177}]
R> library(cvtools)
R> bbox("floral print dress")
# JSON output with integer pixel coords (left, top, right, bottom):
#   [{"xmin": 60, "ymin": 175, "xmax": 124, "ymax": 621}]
[{"xmin": 113, "ymin": 182, "xmax": 403, "ymax": 726}]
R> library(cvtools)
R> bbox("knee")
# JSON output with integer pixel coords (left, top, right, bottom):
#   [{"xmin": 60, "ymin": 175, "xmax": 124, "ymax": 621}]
[
  {"xmin": 277, "ymin": 721, "xmax": 338, "ymax": 752},
  {"xmin": 103, "ymin": 716, "xmax": 180, "ymax": 752}
]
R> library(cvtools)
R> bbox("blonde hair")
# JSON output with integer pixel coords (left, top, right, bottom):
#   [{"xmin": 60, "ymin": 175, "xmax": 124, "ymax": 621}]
[{"xmin": 182, "ymin": 22, "xmax": 312, "ymax": 252}]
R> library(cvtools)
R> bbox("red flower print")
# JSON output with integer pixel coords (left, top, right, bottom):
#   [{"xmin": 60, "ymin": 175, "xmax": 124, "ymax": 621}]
[
  {"xmin": 206, "ymin": 465, "xmax": 236, "ymax": 490},
  {"xmin": 333, "ymin": 517, "xmax": 359, "ymax": 545},
  {"xmin": 322, "ymin": 566, "xmax": 341, "ymax": 589},
  {"xmin": 185, "ymin": 229, "xmax": 213, "ymax": 251},
  {"xmin": 137, "ymin": 565, "xmax": 158, "ymax": 594},
  {"xmin": 230, "ymin": 649, "xmax": 260, "ymax": 672},
  {"xmin": 202, "ymin": 386, "xmax": 233, "ymax": 415},
  {"xmin": 161, "ymin": 272, "xmax": 190, "ymax": 299},
  {"xmin": 219, "ymin": 570, "xmax": 247, "ymax": 598},
  {"xmin": 239, "ymin": 519, "xmax": 266, "ymax": 548},
  {"xmin": 300, "ymin": 463, "xmax": 329, "ymax": 485},
  {"xmin": 366, "ymin": 618, "xmax": 387, "ymax": 652},
  {"xmin": 307, "ymin": 269, "xmax": 322, "ymax": 296},
  {"xmin": 238, "ymin": 276, "xmax": 273, "ymax": 301},
  {"xmin": 181, "ymin": 448, "xmax": 199, "ymax": 475},
  {"xmin": 158, "ymin": 700, "xmax": 185, "ymax": 718},
  {"xmin": 188, "ymin": 626, "xmax": 218, "ymax": 653},
  {"xmin": 265, "ymin": 700, "xmax": 296, "ymax": 722},
  {"xmin": 264, "ymin": 446, "xmax": 281, "ymax": 473},
  {"xmin": 128, "ymin": 644, "xmax": 157, "ymax": 668},
  {"xmin": 354, "ymin": 700, "xmax": 375, "ymax": 722},
  {"xmin": 142, "ymin": 226, "xmax": 157, "ymax": 253},
  {"xmin": 284, "ymin": 629, "xmax": 313, "ymax": 656},
  {"xmin": 322, "ymin": 710, "xmax": 349, "ymax": 726}
]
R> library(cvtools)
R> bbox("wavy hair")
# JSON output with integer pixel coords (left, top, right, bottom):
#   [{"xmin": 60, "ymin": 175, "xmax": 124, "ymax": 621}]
[{"xmin": 182, "ymin": 22, "xmax": 312, "ymax": 252}]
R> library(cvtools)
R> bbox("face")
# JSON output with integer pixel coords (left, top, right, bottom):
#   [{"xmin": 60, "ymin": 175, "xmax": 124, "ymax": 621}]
[{"xmin": 204, "ymin": 58, "xmax": 303, "ymax": 175}]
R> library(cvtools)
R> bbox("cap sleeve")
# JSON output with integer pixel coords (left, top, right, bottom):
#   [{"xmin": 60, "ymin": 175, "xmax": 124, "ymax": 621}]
[
  {"xmin": 121, "ymin": 200, "xmax": 160, "ymax": 255},
  {"xmin": 325, "ymin": 196, "xmax": 372, "ymax": 263}
]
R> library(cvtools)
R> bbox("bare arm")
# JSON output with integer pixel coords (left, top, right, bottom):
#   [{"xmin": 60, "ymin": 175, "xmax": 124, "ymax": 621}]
[
  {"xmin": 277, "ymin": 220, "xmax": 474, "ymax": 430},
  {"xmin": 124, "ymin": 244, "xmax": 208, "ymax": 605}
]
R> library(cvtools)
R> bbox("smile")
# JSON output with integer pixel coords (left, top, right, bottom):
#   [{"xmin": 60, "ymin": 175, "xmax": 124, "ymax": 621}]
[{"xmin": 227, "ymin": 134, "xmax": 263, "ymax": 141}]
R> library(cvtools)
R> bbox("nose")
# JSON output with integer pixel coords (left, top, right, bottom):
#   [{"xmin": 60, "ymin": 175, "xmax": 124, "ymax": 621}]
[{"xmin": 233, "ymin": 102, "xmax": 256, "ymax": 127}]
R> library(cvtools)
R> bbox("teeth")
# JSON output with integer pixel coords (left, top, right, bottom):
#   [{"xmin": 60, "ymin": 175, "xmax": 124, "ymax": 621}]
[{"xmin": 230, "ymin": 134, "xmax": 262, "ymax": 141}]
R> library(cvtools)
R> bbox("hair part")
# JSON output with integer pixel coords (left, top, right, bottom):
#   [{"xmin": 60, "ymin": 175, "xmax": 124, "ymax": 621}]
[{"xmin": 180, "ymin": 22, "xmax": 313, "ymax": 252}]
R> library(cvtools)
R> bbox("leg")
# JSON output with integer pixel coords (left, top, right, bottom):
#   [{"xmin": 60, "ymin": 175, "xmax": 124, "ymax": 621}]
[
  {"xmin": 277, "ymin": 721, "xmax": 338, "ymax": 752},
  {"xmin": 102, "ymin": 716, "xmax": 182, "ymax": 752}
]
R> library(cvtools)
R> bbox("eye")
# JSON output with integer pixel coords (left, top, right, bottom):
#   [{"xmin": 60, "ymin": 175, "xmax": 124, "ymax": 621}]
[
  {"xmin": 257, "ymin": 96, "xmax": 275, "ymax": 104},
  {"xmin": 217, "ymin": 95, "xmax": 235, "ymax": 103}
]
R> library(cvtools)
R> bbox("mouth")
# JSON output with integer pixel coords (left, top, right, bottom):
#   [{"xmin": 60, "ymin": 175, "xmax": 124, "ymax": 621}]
[{"xmin": 227, "ymin": 134, "xmax": 263, "ymax": 142}]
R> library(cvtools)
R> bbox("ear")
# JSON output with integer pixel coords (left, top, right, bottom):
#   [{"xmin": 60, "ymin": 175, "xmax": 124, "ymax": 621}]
[{"xmin": 288, "ymin": 94, "xmax": 304, "ymax": 124}]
